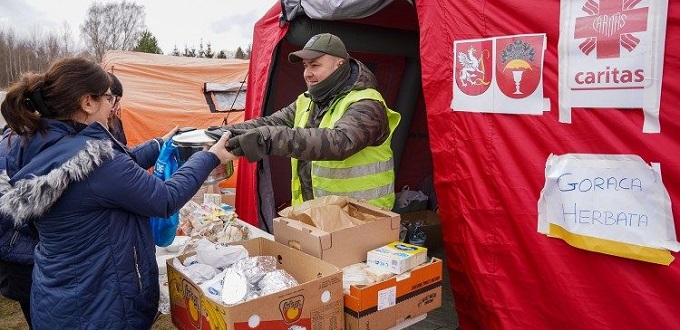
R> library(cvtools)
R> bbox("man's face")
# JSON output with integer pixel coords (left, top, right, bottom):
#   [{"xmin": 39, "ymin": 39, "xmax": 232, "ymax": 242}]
[{"xmin": 302, "ymin": 55, "xmax": 345, "ymax": 87}]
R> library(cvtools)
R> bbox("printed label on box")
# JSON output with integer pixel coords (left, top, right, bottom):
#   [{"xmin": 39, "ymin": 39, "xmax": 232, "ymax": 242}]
[
  {"xmin": 310, "ymin": 300, "xmax": 343, "ymax": 330},
  {"xmin": 367, "ymin": 241, "xmax": 428, "ymax": 274},
  {"xmin": 377, "ymin": 286, "xmax": 397, "ymax": 311},
  {"xmin": 203, "ymin": 193, "xmax": 222, "ymax": 205}
]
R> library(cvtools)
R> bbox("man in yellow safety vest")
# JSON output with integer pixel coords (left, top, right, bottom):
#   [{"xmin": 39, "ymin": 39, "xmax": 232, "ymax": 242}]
[{"xmin": 210, "ymin": 33, "xmax": 400, "ymax": 210}]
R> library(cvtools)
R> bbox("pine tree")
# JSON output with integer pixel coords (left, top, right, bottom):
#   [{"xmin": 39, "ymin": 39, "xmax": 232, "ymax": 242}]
[
  {"xmin": 235, "ymin": 47, "xmax": 246, "ymax": 59},
  {"xmin": 198, "ymin": 40, "xmax": 206, "ymax": 58},
  {"xmin": 183, "ymin": 45, "xmax": 196, "ymax": 57},
  {"xmin": 204, "ymin": 42, "xmax": 215, "ymax": 58},
  {"xmin": 170, "ymin": 45, "xmax": 181, "ymax": 56},
  {"xmin": 134, "ymin": 30, "xmax": 162, "ymax": 54}
]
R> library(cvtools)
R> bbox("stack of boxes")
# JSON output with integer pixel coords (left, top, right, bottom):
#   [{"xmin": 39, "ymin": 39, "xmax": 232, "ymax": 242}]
[
  {"xmin": 167, "ymin": 200, "xmax": 443, "ymax": 330},
  {"xmin": 274, "ymin": 200, "xmax": 443, "ymax": 330}
]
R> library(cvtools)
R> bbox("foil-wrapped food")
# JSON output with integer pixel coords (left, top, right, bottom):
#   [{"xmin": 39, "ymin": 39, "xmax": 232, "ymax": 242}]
[{"xmin": 178, "ymin": 201, "xmax": 250, "ymax": 244}]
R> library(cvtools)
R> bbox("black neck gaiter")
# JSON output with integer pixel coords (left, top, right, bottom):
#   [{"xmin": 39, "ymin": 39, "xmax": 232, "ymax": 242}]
[{"xmin": 308, "ymin": 60, "xmax": 351, "ymax": 104}]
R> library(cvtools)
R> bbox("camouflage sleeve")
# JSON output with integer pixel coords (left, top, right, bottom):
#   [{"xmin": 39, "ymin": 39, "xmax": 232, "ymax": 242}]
[
  {"xmin": 226, "ymin": 101, "xmax": 297, "ymax": 130},
  {"xmin": 259, "ymin": 98, "xmax": 389, "ymax": 161}
]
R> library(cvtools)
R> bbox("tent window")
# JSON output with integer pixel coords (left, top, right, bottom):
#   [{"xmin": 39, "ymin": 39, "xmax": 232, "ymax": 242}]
[{"xmin": 204, "ymin": 82, "xmax": 247, "ymax": 112}]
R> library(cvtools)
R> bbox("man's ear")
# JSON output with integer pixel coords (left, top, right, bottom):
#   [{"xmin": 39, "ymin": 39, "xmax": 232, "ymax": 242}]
[{"xmin": 80, "ymin": 94, "xmax": 97, "ymax": 115}]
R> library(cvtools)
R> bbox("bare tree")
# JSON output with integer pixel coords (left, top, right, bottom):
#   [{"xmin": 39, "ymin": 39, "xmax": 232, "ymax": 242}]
[
  {"xmin": 80, "ymin": 1, "xmax": 146, "ymax": 61},
  {"xmin": 3, "ymin": 29, "xmax": 18, "ymax": 84},
  {"xmin": 60, "ymin": 21, "xmax": 73, "ymax": 55},
  {"xmin": 0, "ymin": 28, "xmax": 73, "ymax": 89}
]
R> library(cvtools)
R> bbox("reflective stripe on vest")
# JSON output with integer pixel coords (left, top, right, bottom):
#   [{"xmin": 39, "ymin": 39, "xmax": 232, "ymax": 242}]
[
  {"xmin": 312, "ymin": 158, "xmax": 394, "ymax": 179},
  {"xmin": 291, "ymin": 88, "xmax": 400, "ymax": 209}
]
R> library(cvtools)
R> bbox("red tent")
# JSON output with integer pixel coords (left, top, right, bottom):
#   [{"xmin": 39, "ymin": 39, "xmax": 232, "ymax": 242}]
[{"xmin": 237, "ymin": 1, "xmax": 680, "ymax": 328}]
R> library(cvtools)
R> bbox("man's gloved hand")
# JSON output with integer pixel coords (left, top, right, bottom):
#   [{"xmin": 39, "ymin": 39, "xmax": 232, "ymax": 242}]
[
  {"xmin": 226, "ymin": 133, "xmax": 245, "ymax": 156},
  {"xmin": 224, "ymin": 129, "xmax": 250, "ymax": 154},
  {"xmin": 226, "ymin": 128, "xmax": 269, "ymax": 162},
  {"xmin": 225, "ymin": 128, "xmax": 249, "ymax": 138},
  {"xmin": 204, "ymin": 125, "xmax": 247, "ymax": 141}
]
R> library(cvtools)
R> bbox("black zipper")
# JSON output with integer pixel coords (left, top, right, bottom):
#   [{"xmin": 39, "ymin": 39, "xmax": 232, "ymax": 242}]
[
  {"xmin": 9, "ymin": 230, "xmax": 19, "ymax": 247},
  {"xmin": 133, "ymin": 246, "xmax": 143, "ymax": 291}
]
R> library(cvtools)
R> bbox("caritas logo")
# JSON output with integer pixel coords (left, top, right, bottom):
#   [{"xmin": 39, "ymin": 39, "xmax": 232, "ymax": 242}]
[
  {"xmin": 570, "ymin": 0, "xmax": 651, "ymax": 90},
  {"xmin": 574, "ymin": 0, "xmax": 649, "ymax": 59},
  {"xmin": 279, "ymin": 295, "xmax": 304, "ymax": 324}
]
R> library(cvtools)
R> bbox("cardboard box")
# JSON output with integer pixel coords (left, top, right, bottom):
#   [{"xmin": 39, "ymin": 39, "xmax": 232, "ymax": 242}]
[
  {"xmin": 220, "ymin": 188, "xmax": 236, "ymax": 207},
  {"xmin": 344, "ymin": 258, "xmax": 443, "ymax": 330},
  {"xmin": 366, "ymin": 242, "xmax": 428, "ymax": 274},
  {"xmin": 399, "ymin": 210, "xmax": 443, "ymax": 250},
  {"xmin": 274, "ymin": 201, "xmax": 401, "ymax": 268},
  {"xmin": 168, "ymin": 238, "xmax": 345, "ymax": 330}
]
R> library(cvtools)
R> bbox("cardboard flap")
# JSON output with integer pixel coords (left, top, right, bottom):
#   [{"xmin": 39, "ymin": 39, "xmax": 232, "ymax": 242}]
[
  {"xmin": 274, "ymin": 217, "xmax": 332, "ymax": 258},
  {"xmin": 275, "ymin": 218, "xmax": 327, "ymax": 237},
  {"xmin": 390, "ymin": 217, "xmax": 401, "ymax": 230}
]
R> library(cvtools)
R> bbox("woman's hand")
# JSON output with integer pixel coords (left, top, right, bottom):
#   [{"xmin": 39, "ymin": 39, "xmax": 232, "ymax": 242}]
[
  {"xmin": 209, "ymin": 132, "xmax": 239, "ymax": 164},
  {"xmin": 161, "ymin": 125, "xmax": 179, "ymax": 142}
]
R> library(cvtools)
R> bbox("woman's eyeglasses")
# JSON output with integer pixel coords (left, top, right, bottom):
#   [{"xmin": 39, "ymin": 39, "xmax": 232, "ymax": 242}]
[{"xmin": 100, "ymin": 93, "xmax": 121, "ymax": 106}]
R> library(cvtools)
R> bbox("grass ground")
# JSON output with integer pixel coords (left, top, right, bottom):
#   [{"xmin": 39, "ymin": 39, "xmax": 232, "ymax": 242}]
[
  {"xmin": 0, "ymin": 295, "xmax": 176, "ymax": 329},
  {"xmin": 0, "ymin": 296, "xmax": 28, "ymax": 330}
]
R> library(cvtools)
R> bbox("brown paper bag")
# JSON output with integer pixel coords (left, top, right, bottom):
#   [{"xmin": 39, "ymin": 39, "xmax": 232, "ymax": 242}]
[{"xmin": 278, "ymin": 196, "xmax": 378, "ymax": 232}]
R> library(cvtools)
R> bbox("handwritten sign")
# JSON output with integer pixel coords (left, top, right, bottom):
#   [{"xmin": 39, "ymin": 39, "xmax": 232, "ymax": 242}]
[{"xmin": 538, "ymin": 154, "xmax": 680, "ymax": 265}]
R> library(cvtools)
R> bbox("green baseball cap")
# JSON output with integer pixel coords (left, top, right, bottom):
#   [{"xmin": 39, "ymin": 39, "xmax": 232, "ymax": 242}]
[{"xmin": 288, "ymin": 33, "xmax": 349, "ymax": 63}]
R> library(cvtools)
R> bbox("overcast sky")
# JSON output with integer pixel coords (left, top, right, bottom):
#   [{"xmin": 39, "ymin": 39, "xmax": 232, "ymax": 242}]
[{"xmin": 0, "ymin": 0, "xmax": 275, "ymax": 54}]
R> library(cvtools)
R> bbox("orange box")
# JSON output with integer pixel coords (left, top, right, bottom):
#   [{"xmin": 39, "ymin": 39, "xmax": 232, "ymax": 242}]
[
  {"xmin": 168, "ymin": 238, "xmax": 344, "ymax": 330},
  {"xmin": 344, "ymin": 258, "xmax": 443, "ymax": 330}
]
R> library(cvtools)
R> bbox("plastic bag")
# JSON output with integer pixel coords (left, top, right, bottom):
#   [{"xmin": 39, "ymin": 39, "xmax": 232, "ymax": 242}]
[
  {"xmin": 150, "ymin": 139, "xmax": 180, "ymax": 247},
  {"xmin": 392, "ymin": 186, "xmax": 428, "ymax": 214}
]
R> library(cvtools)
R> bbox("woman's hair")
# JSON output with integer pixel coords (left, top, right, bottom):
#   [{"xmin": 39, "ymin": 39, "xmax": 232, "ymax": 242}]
[
  {"xmin": 109, "ymin": 72, "xmax": 123, "ymax": 98},
  {"xmin": 0, "ymin": 56, "xmax": 111, "ymax": 135}
]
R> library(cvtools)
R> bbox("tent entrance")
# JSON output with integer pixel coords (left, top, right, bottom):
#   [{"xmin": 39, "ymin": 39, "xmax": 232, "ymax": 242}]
[{"xmin": 256, "ymin": 7, "xmax": 435, "ymax": 231}]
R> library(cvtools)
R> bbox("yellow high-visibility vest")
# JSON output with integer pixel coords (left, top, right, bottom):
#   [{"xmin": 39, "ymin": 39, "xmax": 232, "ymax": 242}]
[{"xmin": 291, "ymin": 88, "xmax": 400, "ymax": 209}]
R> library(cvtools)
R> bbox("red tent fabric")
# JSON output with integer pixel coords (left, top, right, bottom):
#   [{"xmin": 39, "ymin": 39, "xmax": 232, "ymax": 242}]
[
  {"xmin": 417, "ymin": 1, "xmax": 680, "ymax": 329},
  {"xmin": 236, "ymin": 5, "xmax": 289, "ymax": 227},
  {"xmin": 241, "ymin": 1, "xmax": 680, "ymax": 328}
]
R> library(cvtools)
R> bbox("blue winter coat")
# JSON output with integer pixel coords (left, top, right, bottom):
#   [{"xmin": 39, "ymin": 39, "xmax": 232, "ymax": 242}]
[
  {"xmin": 0, "ymin": 120, "xmax": 219, "ymax": 330},
  {"xmin": 0, "ymin": 128, "xmax": 39, "ymax": 265}
]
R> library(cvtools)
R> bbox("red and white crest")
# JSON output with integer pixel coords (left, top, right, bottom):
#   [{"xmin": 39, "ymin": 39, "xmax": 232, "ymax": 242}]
[
  {"xmin": 454, "ymin": 39, "xmax": 493, "ymax": 96},
  {"xmin": 495, "ymin": 35, "xmax": 544, "ymax": 99}
]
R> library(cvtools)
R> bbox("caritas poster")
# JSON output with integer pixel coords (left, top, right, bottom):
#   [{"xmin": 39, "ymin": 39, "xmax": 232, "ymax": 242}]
[
  {"xmin": 558, "ymin": 0, "xmax": 669, "ymax": 133},
  {"xmin": 451, "ymin": 34, "xmax": 547, "ymax": 115},
  {"xmin": 537, "ymin": 153, "xmax": 680, "ymax": 265}
]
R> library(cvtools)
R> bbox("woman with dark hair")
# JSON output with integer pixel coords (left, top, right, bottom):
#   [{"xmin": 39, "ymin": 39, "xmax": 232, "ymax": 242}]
[{"xmin": 0, "ymin": 57, "xmax": 235, "ymax": 329}]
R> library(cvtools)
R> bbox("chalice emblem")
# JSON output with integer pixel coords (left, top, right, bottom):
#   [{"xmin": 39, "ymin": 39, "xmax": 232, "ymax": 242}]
[{"xmin": 501, "ymin": 38, "xmax": 535, "ymax": 95}]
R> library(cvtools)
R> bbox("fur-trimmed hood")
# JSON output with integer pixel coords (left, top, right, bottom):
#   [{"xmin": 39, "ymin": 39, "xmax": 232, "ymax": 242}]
[{"xmin": 0, "ymin": 121, "xmax": 114, "ymax": 226}]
